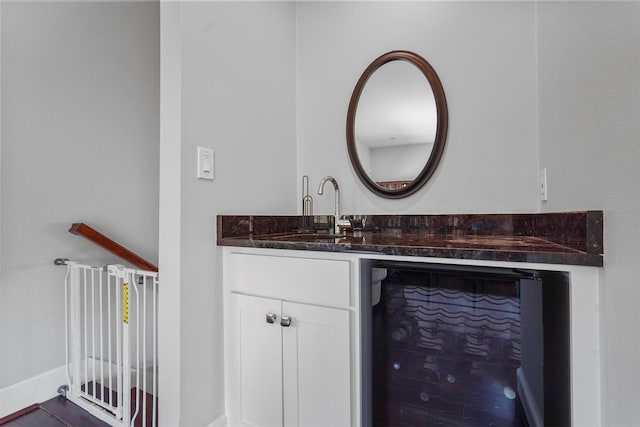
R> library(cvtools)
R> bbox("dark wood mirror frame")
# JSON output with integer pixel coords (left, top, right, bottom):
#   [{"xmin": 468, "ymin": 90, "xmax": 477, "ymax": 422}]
[{"xmin": 346, "ymin": 50, "xmax": 448, "ymax": 199}]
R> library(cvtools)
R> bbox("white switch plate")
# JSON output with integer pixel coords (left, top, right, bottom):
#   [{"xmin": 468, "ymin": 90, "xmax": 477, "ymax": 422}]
[
  {"xmin": 539, "ymin": 168, "xmax": 548, "ymax": 201},
  {"xmin": 197, "ymin": 147, "xmax": 214, "ymax": 180}
]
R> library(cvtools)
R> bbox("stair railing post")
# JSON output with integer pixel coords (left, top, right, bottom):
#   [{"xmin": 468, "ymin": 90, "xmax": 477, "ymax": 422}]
[
  {"xmin": 121, "ymin": 268, "xmax": 131, "ymax": 427},
  {"xmin": 68, "ymin": 262, "xmax": 83, "ymax": 400},
  {"xmin": 108, "ymin": 264, "xmax": 130, "ymax": 426}
]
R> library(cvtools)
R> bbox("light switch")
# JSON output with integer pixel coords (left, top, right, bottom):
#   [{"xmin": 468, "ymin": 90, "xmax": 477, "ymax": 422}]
[{"xmin": 197, "ymin": 147, "xmax": 214, "ymax": 180}]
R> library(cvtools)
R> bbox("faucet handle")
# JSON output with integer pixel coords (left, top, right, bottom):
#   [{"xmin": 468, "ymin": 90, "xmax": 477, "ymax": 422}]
[
  {"xmin": 348, "ymin": 215, "xmax": 367, "ymax": 236},
  {"xmin": 336, "ymin": 215, "xmax": 351, "ymax": 234}
]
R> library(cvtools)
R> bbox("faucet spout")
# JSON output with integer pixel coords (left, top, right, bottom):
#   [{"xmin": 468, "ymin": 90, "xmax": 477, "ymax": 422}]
[
  {"xmin": 318, "ymin": 176, "xmax": 340, "ymax": 217},
  {"xmin": 318, "ymin": 176, "xmax": 344, "ymax": 234}
]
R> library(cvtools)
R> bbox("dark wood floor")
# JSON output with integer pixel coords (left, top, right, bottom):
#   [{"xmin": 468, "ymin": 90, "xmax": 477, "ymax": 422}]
[{"xmin": 0, "ymin": 396, "xmax": 109, "ymax": 427}]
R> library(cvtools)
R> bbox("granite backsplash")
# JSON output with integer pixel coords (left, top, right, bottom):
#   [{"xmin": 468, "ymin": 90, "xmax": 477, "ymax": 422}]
[{"xmin": 217, "ymin": 211, "xmax": 603, "ymax": 266}]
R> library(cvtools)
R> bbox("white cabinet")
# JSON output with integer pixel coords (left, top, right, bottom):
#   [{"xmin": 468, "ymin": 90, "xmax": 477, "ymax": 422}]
[
  {"xmin": 224, "ymin": 250, "xmax": 356, "ymax": 427},
  {"xmin": 227, "ymin": 294, "xmax": 283, "ymax": 427}
]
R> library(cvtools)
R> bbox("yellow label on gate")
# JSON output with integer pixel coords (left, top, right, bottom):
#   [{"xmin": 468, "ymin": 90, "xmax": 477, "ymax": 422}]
[{"xmin": 123, "ymin": 282, "xmax": 129, "ymax": 324}]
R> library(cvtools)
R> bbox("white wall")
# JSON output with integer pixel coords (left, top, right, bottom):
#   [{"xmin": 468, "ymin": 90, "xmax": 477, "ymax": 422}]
[
  {"xmin": 536, "ymin": 2, "xmax": 640, "ymax": 425},
  {"xmin": 160, "ymin": 2, "xmax": 297, "ymax": 425},
  {"xmin": 296, "ymin": 2, "xmax": 640, "ymax": 426},
  {"xmin": 296, "ymin": 1, "xmax": 539, "ymax": 215},
  {"xmin": 159, "ymin": 2, "xmax": 182, "ymax": 425},
  {"xmin": 168, "ymin": 2, "xmax": 639, "ymax": 425},
  {"xmin": 0, "ymin": 0, "xmax": 159, "ymax": 405},
  {"xmin": 3, "ymin": 2, "xmax": 637, "ymax": 426}
]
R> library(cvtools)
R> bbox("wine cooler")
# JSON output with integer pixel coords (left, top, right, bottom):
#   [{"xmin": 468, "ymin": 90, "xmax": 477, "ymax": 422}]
[{"xmin": 361, "ymin": 261, "xmax": 570, "ymax": 427}]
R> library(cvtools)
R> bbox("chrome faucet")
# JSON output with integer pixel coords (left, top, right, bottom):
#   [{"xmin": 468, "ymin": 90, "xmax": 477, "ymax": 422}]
[{"xmin": 318, "ymin": 176, "xmax": 344, "ymax": 233}]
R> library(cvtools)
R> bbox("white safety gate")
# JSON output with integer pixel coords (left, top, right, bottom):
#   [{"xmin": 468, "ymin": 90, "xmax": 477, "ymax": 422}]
[{"xmin": 61, "ymin": 261, "xmax": 158, "ymax": 427}]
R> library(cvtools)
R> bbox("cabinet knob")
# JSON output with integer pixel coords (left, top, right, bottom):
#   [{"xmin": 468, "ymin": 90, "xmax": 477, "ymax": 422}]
[
  {"xmin": 266, "ymin": 313, "xmax": 277, "ymax": 324},
  {"xmin": 280, "ymin": 316, "xmax": 292, "ymax": 327}
]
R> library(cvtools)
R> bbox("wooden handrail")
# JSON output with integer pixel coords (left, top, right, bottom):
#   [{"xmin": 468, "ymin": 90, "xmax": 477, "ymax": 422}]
[{"xmin": 69, "ymin": 223, "xmax": 158, "ymax": 272}]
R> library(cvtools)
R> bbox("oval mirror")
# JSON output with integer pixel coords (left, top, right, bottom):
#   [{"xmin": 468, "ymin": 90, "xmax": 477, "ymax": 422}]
[{"xmin": 347, "ymin": 50, "xmax": 448, "ymax": 198}]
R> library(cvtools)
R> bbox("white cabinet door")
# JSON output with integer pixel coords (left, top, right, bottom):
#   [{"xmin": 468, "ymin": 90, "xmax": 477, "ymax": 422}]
[
  {"xmin": 282, "ymin": 302, "xmax": 351, "ymax": 427},
  {"xmin": 228, "ymin": 293, "xmax": 284, "ymax": 427}
]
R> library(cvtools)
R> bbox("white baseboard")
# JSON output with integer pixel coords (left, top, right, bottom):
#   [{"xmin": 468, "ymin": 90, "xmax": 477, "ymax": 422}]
[
  {"xmin": 517, "ymin": 367, "xmax": 543, "ymax": 427},
  {"xmin": 0, "ymin": 365, "xmax": 67, "ymax": 419},
  {"xmin": 206, "ymin": 413, "xmax": 228, "ymax": 427}
]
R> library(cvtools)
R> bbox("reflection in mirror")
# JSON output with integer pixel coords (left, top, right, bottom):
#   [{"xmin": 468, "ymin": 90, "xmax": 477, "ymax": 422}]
[
  {"xmin": 347, "ymin": 51, "xmax": 448, "ymax": 198},
  {"xmin": 355, "ymin": 60, "xmax": 437, "ymax": 190}
]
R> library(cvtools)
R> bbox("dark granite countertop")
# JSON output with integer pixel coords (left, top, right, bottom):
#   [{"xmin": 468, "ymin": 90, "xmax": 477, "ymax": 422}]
[{"xmin": 217, "ymin": 211, "xmax": 603, "ymax": 267}]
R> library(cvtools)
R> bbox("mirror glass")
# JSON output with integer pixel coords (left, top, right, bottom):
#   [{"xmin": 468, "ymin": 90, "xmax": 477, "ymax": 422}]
[{"xmin": 347, "ymin": 51, "xmax": 448, "ymax": 198}]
